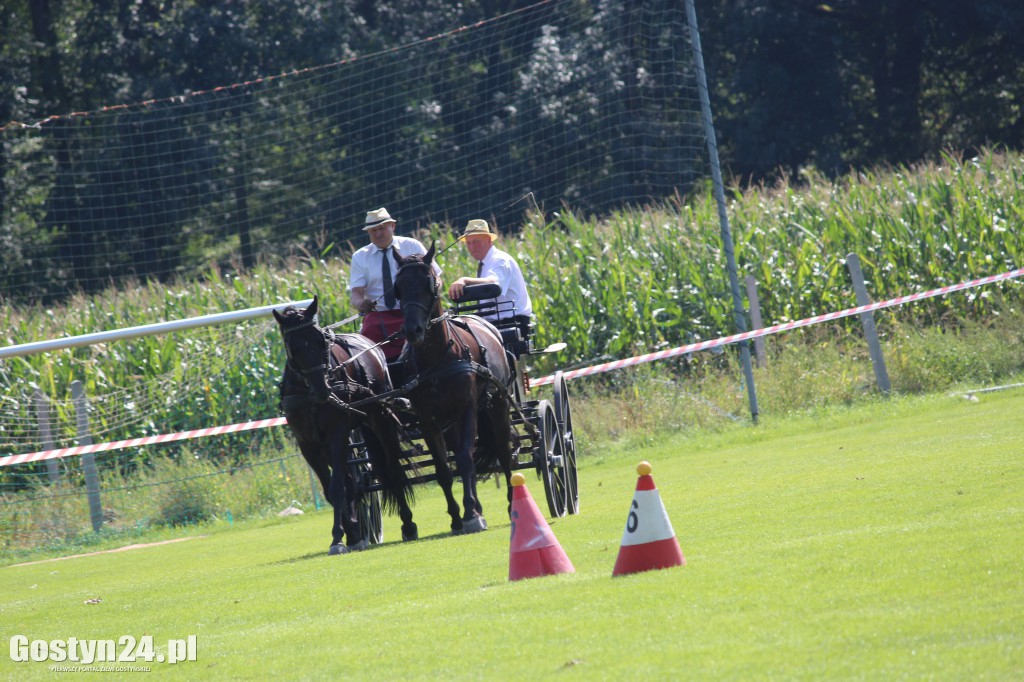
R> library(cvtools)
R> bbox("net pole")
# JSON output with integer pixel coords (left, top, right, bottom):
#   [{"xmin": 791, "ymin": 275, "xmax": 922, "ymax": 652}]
[{"xmin": 685, "ymin": 0, "xmax": 759, "ymax": 423}]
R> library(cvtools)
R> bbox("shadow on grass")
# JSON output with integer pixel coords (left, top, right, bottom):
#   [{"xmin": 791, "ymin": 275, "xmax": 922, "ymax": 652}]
[{"xmin": 265, "ymin": 526, "xmax": 484, "ymax": 565}]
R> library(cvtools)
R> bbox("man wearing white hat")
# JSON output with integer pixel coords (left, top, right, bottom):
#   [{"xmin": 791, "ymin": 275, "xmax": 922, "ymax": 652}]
[
  {"xmin": 349, "ymin": 207, "xmax": 439, "ymax": 361},
  {"xmin": 447, "ymin": 218, "xmax": 532, "ymax": 332}
]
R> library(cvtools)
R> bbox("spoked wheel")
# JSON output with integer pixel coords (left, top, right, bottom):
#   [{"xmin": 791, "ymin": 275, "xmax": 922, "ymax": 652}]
[
  {"xmin": 357, "ymin": 488, "xmax": 383, "ymax": 546},
  {"xmin": 535, "ymin": 400, "xmax": 569, "ymax": 517},
  {"xmin": 350, "ymin": 428, "xmax": 384, "ymax": 545},
  {"xmin": 552, "ymin": 371, "xmax": 579, "ymax": 514}
]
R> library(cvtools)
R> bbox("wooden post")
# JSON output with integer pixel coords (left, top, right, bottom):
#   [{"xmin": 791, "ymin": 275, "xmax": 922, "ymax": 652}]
[
  {"xmin": 744, "ymin": 275, "xmax": 768, "ymax": 368},
  {"xmin": 845, "ymin": 254, "xmax": 891, "ymax": 395},
  {"xmin": 71, "ymin": 381, "xmax": 104, "ymax": 531},
  {"xmin": 33, "ymin": 390, "xmax": 60, "ymax": 483}
]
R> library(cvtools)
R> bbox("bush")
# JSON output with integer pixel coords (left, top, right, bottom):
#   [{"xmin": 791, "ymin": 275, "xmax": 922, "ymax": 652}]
[{"xmin": 156, "ymin": 471, "xmax": 221, "ymax": 527}]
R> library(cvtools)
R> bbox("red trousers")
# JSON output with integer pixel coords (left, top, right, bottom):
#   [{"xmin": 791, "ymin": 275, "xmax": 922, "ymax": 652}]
[{"xmin": 361, "ymin": 310, "xmax": 406, "ymax": 361}]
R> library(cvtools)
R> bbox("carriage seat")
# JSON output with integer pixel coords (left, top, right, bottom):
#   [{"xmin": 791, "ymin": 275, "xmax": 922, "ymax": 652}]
[
  {"xmin": 450, "ymin": 283, "xmax": 502, "ymax": 314},
  {"xmin": 496, "ymin": 319, "xmax": 533, "ymax": 358}
]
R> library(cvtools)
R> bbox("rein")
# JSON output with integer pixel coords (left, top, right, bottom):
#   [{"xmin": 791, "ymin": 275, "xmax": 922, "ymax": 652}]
[{"xmin": 325, "ymin": 312, "xmax": 361, "ymax": 330}]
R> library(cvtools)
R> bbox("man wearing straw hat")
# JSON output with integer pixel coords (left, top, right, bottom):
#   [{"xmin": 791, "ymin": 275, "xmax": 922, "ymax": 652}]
[
  {"xmin": 447, "ymin": 218, "xmax": 532, "ymax": 335},
  {"xmin": 349, "ymin": 207, "xmax": 439, "ymax": 361}
]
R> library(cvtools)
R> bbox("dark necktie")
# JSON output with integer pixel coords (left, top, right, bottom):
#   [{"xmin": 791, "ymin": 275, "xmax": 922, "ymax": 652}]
[
  {"xmin": 382, "ymin": 247, "xmax": 396, "ymax": 309},
  {"xmin": 476, "ymin": 260, "xmax": 483, "ymax": 277}
]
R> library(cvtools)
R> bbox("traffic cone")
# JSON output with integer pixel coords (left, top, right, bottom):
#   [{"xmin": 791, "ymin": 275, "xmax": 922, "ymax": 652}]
[
  {"xmin": 508, "ymin": 473, "xmax": 575, "ymax": 581},
  {"xmin": 612, "ymin": 461, "xmax": 685, "ymax": 577}
]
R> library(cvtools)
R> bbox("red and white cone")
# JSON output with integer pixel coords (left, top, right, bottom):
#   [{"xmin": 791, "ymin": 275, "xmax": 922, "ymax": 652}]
[
  {"xmin": 509, "ymin": 473, "xmax": 575, "ymax": 581},
  {"xmin": 612, "ymin": 461, "xmax": 685, "ymax": 577}
]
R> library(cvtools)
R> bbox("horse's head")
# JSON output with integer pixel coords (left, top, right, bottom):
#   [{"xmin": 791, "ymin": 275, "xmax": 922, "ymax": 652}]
[
  {"xmin": 273, "ymin": 295, "xmax": 333, "ymax": 403},
  {"xmin": 393, "ymin": 242, "xmax": 440, "ymax": 346}
]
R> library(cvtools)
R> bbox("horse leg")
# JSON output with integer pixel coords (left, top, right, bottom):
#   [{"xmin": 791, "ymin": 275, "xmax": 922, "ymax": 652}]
[
  {"xmin": 382, "ymin": 456, "xmax": 417, "ymax": 540},
  {"xmin": 476, "ymin": 404, "xmax": 515, "ymax": 516},
  {"xmin": 325, "ymin": 463, "xmax": 347, "ymax": 555},
  {"xmin": 423, "ymin": 426, "xmax": 463, "ymax": 534},
  {"xmin": 452, "ymin": 411, "xmax": 487, "ymax": 533},
  {"xmin": 292, "ymin": 433, "xmax": 339, "ymax": 552},
  {"xmin": 395, "ymin": 494, "xmax": 418, "ymax": 542},
  {"xmin": 328, "ymin": 427, "xmax": 365, "ymax": 554},
  {"xmin": 365, "ymin": 421, "xmax": 419, "ymax": 542}
]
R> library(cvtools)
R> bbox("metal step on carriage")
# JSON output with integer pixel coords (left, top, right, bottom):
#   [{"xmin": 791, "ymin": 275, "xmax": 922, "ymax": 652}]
[{"xmin": 349, "ymin": 283, "xmax": 579, "ymax": 544}]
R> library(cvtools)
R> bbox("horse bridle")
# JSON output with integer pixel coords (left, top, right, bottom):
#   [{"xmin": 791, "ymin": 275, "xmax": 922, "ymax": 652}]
[
  {"xmin": 280, "ymin": 314, "xmax": 333, "ymax": 382},
  {"xmin": 281, "ymin": 316, "xmax": 379, "ymax": 420},
  {"xmin": 396, "ymin": 261, "xmax": 443, "ymax": 330}
]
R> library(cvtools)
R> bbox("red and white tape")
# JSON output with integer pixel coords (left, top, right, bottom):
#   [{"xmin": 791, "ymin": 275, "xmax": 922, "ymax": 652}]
[
  {"xmin": 3, "ymin": 266, "xmax": 1021, "ymax": 466},
  {"xmin": 531, "ymin": 266, "xmax": 1023, "ymax": 386},
  {"xmin": 0, "ymin": 418, "xmax": 286, "ymax": 467}
]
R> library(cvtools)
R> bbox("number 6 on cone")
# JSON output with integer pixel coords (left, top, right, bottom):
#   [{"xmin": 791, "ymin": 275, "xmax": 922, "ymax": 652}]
[{"xmin": 612, "ymin": 461, "xmax": 685, "ymax": 577}]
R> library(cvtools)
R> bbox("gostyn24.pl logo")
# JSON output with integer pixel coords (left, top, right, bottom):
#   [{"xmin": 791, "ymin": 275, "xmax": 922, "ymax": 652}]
[{"xmin": 9, "ymin": 634, "xmax": 197, "ymax": 665}]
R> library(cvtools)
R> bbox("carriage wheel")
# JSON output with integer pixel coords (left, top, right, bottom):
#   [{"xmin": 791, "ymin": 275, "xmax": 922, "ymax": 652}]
[
  {"xmin": 350, "ymin": 429, "xmax": 384, "ymax": 545},
  {"xmin": 357, "ymin": 488, "xmax": 384, "ymax": 546},
  {"xmin": 535, "ymin": 400, "xmax": 569, "ymax": 518},
  {"xmin": 552, "ymin": 371, "xmax": 579, "ymax": 514}
]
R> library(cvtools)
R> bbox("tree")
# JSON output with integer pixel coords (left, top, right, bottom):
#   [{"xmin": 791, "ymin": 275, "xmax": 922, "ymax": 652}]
[
  {"xmin": 710, "ymin": 0, "xmax": 1024, "ymax": 180},
  {"xmin": 3, "ymin": 0, "xmax": 1024, "ymax": 301}
]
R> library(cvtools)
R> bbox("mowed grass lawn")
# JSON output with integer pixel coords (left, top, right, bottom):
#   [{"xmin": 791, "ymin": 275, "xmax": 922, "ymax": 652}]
[{"xmin": 3, "ymin": 388, "xmax": 1022, "ymax": 680}]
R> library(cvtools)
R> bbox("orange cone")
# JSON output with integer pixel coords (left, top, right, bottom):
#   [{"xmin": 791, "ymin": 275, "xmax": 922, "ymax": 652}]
[
  {"xmin": 508, "ymin": 473, "xmax": 575, "ymax": 581},
  {"xmin": 612, "ymin": 461, "xmax": 685, "ymax": 577}
]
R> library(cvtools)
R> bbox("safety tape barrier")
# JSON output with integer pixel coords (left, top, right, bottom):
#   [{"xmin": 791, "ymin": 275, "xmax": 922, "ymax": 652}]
[
  {"xmin": 3, "ymin": 266, "xmax": 1021, "ymax": 467},
  {"xmin": 531, "ymin": 266, "xmax": 1023, "ymax": 386},
  {"xmin": 0, "ymin": 418, "xmax": 287, "ymax": 467}
]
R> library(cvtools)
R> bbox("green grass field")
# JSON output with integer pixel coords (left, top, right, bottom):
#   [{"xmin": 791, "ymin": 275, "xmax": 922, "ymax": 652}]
[{"xmin": 3, "ymin": 388, "xmax": 1022, "ymax": 680}]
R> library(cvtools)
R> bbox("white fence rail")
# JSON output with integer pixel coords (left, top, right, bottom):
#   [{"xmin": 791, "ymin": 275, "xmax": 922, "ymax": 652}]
[{"xmin": 0, "ymin": 300, "xmax": 312, "ymax": 360}]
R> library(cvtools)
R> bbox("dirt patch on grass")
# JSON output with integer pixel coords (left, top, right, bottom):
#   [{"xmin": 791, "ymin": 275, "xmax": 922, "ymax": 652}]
[{"xmin": 9, "ymin": 536, "xmax": 205, "ymax": 567}]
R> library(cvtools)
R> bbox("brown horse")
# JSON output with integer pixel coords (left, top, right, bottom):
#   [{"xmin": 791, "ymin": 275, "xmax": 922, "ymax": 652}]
[
  {"xmin": 274, "ymin": 296, "xmax": 419, "ymax": 554},
  {"xmin": 391, "ymin": 244, "xmax": 515, "ymax": 534}
]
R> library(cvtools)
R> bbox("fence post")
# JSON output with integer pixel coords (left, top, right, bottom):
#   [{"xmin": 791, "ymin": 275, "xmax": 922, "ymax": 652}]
[
  {"xmin": 685, "ymin": 0, "xmax": 759, "ymax": 424},
  {"xmin": 71, "ymin": 380, "xmax": 104, "ymax": 531},
  {"xmin": 744, "ymin": 275, "xmax": 768, "ymax": 369},
  {"xmin": 845, "ymin": 253, "xmax": 891, "ymax": 395},
  {"xmin": 33, "ymin": 390, "xmax": 61, "ymax": 483}
]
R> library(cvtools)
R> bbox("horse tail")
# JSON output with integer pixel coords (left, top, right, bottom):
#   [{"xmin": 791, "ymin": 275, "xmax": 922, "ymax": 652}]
[
  {"xmin": 472, "ymin": 407, "xmax": 511, "ymax": 481},
  {"xmin": 379, "ymin": 462, "xmax": 416, "ymax": 517},
  {"xmin": 362, "ymin": 426, "xmax": 416, "ymax": 515}
]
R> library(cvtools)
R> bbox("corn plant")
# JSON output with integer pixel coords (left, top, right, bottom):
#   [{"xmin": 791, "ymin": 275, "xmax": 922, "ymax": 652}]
[{"xmin": 1, "ymin": 147, "xmax": 1021, "ymax": 488}]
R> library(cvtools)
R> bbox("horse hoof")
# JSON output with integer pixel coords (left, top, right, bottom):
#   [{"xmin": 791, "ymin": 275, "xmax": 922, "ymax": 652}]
[
  {"xmin": 461, "ymin": 515, "xmax": 488, "ymax": 534},
  {"xmin": 329, "ymin": 543, "xmax": 349, "ymax": 556},
  {"xmin": 402, "ymin": 525, "xmax": 419, "ymax": 542},
  {"xmin": 347, "ymin": 539, "xmax": 369, "ymax": 552}
]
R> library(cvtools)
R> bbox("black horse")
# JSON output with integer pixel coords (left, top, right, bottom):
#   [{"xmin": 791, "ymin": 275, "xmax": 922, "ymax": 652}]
[
  {"xmin": 391, "ymin": 244, "xmax": 515, "ymax": 534},
  {"xmin": 274, "ymin": 296, "xmax": 418, "ymax": 554}
]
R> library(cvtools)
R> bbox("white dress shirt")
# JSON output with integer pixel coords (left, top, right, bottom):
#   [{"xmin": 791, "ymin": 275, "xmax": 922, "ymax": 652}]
[
  {"xmin": 479, "ymin": 245, "xmax": 532, "ymax": 319},
  {"xmin": 348, "ymin": 236, "xmax": 440, "ymax": 311}
]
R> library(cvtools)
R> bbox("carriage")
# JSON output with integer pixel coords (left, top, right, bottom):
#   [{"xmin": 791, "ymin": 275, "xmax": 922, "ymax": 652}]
[
  {"xmin": 351, "ymin": 281, "xmax": 579, "ymax": 543},
  {"xmin": 275, "ymin": 245, "xmax": 579, "ymax": 553}
]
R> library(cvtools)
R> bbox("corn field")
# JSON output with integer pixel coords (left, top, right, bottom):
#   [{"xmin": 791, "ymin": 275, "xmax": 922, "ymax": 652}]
[
  {"xmin": 3, "ymin": 147, "xmax": 1022, "ymax": 456},
  {"xmin": 1, "ymin": 148, "xmax": 1022, "ymax": 549}
]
